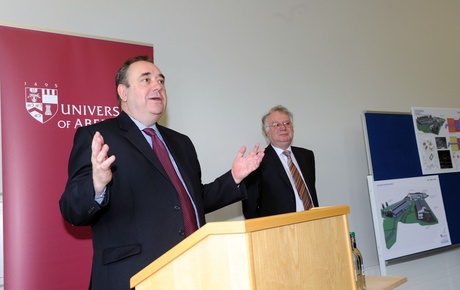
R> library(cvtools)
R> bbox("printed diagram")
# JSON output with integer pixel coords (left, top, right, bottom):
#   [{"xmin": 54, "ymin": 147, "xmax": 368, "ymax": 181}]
[
  {"xmin": 415, "ymin": 115, "xmax": 445, "ymax": 135},
  {"xmin": 449, "ymin": 136, "xmax": 460, "ymax": 151},
  {"xmin": 373, "ymin": 175, "xmax": 451, "ymax": 260},
  {"xmin": 380, "ymin": 192, "xmax": 438, "ymax": 249},
  {"xmin": 446, "ymin": 119, "xmax": 460, "ymax": 169},
  {"xmin": 446, "ymin": 118, "xmax": 460, "ymax": 133},
  {"xmin": 412, "ymin": 107, "xmax": 460, "ymax": 174},
  {"xmin": 420, "ymin": 138, "xmax": 437, "ymax": 170}
]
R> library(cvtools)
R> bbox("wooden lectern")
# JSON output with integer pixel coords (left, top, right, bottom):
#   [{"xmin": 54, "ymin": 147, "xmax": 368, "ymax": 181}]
[{"xmin": 131, "ymin": 205, "xmax": 356, "ymax": 289}]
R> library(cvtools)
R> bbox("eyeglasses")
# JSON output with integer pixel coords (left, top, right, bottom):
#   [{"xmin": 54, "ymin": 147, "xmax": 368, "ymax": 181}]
[{"xmin": 266, "ymin": 121, "xmax": 293, "ymax": 129}]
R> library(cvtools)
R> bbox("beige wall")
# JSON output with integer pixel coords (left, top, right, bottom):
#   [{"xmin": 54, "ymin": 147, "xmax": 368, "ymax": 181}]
[{"xmin": 1, "ymin": 1, "xmax": 460, "ymax": 285}]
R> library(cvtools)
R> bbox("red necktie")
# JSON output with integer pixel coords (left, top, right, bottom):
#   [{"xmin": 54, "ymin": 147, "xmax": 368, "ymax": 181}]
[
  {"xmin": 283, "ymin": 150, "xmax": 312, "ymax": 210},
  {"xmin": 143, "ymin": 128, "xmax": 198, "ymax": 236}
]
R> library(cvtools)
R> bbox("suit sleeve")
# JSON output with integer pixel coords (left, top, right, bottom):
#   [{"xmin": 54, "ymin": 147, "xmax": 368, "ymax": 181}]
[
  {"xmin": 201, "ymin": 170, "xmax": 247, "ymax": 214},
  {"xmin": 59, "ymin": 127, "xmax": 108, "ymax": 226},
  {"xmin": 304, "ymin": 149, "xmax": 319, "ymax": 207},
  {"xmin": 241, "ymin": 169, "xmax": 261, "ymax": 219},
  {"xmin": 164, "ymin": 129, "xmax": 247, "ymax": 216}
]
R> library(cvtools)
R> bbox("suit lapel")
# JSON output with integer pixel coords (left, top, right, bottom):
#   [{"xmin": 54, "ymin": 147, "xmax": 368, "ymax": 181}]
[
  {"xmin": 116, "ymin": 113, "xmax": 196, "ymax": 201},
  {"xmin": 292, "ymin": 147, "xmax": 315, "ymax": 198},
  {"xmin": 292, "ymin": 147, "xmax": 309, "ymax": 178},
  {"xmin": 117, "ymin": 112, "xmax": 171, "ymax": 181},
  {"xmin": 157, "ymin": 125, "xmax": 196, "ymax": 200},
  {"xmin": 265, "ymin": 145, "xmax": 292, "ymax": 188}
]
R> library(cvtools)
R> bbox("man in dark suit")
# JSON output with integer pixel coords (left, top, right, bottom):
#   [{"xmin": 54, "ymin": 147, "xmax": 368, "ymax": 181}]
[
  {"xmin": 242, "ymin": 105, "xmax": 318, "ymax": 219},
  {"xmin": 59, "ymin": 55, "xmax": 264, "ymax": 290}
]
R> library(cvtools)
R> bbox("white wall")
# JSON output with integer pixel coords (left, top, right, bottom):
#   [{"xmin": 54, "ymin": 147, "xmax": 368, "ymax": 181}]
[{"xmin": 1, "ymin": 1, "xmax": 460, "ymax": 289}]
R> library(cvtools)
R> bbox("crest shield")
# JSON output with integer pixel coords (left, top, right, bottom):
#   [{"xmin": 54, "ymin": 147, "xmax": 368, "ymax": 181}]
[{"xmin": 25, "ymin": 87, "xmax": 58, "ymax": 123}]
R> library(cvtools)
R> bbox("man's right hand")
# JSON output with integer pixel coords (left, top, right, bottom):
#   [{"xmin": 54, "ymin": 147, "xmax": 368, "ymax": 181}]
[{"xmin": 91, "ymin": 131, "xmax": 116, "ymax": 195}]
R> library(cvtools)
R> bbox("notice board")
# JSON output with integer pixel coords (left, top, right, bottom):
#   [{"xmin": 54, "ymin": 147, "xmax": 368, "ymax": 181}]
[{"xmin": 363, "ymin": 111, "xmax": 460, "ymax": 269}]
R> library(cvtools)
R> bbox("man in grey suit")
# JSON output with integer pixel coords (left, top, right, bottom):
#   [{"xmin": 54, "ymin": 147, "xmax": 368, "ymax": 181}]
[
  {"xmin": 59, "ymin": 55, "xmax": 264, "ymax": 290},
  {"xmin": 242, "ymin": 105, "xmax": 319, "ymax": 219}
]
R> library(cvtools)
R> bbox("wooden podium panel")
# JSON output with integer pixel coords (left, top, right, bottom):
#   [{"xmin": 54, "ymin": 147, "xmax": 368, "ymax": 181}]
[
  {"xmin": 133, "ymin": 233, "xmax": 253, "ymax": 289},
  {"xmin": 131, "ymin": 205, "xmax": 356, "ymax": 290},
  {"xmin": 249, "ymin": 209, "xmax": 354, "ymax": 289},
  {"xmin": 366, "ymin": 276, "xmax": 408, "ymax": 290}
]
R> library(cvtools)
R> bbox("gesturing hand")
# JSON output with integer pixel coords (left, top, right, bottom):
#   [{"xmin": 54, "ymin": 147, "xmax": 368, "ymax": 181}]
[
  {"xmin": 231, "ymin": 143, "xmax": 265, "ymax": 184},
  {"xmin": 91, "ymin": 131, "xmax": 116, "ymax": 195}
]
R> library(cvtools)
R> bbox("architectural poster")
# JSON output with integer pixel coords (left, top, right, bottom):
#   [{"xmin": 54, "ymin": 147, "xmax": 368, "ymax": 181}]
[
  {"xmin": 373, "ymin": 175, "xmax": 451, "ymax": 260},
  {"xmin": 411, "ymin": 107, "xmax": 460, "ymax": 175}
]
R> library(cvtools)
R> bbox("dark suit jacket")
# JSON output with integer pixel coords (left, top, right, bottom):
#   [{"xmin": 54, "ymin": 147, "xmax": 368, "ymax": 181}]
[
  {"xmin": 242, "ymin": 144, "xmax": 318, "ymax": 218},
  {"xmin": 59, "ymin": 112, "xmax": 245, "ymax": 290}
]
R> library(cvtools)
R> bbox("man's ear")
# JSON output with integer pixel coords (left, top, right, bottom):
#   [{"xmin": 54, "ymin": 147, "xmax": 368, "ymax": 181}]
[
  {"xmin": 263, "ymin": 128, "xmax": 269, "ymax": 137},
  {"xmin": 117, "ymin": 84, "xmax": 127, "ymax": 102}
]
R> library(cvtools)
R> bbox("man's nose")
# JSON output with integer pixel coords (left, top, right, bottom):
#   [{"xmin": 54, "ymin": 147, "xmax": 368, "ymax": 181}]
[{"xmin": 151, "ymin": 82, "xmax": 162, "ymax": 92}]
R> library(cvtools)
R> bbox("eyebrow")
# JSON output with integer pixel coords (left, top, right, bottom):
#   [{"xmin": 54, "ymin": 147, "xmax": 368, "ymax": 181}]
[
  {"xmin": 139, "ymin": 72, "xmax": 151, "ymax": 78},
  {"xmin": 139, "ymin": 72, "xmax": 165, "ymax": 80}
]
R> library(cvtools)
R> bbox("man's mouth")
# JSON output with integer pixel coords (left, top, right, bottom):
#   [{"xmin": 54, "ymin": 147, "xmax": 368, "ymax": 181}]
[{"xmin": 149, "ymin": 96, "xmax": 162, "ymax": 101}]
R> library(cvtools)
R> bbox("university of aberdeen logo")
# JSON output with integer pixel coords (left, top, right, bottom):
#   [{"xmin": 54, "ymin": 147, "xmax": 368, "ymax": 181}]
[{"xmin": 25, "ymin": 86, "xmax": 58, "ymax": 124}]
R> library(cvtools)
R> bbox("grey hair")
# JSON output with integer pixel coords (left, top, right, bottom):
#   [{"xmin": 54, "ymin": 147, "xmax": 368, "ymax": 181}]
[{"xmin": 261, "ymin": 105, "xmax": 294, "ymax": 133}]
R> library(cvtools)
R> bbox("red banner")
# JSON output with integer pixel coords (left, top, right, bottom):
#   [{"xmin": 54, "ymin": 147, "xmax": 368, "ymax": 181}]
[{"xmin": 0, "ymin": 25, "xmax": 153, "ymax": 289}]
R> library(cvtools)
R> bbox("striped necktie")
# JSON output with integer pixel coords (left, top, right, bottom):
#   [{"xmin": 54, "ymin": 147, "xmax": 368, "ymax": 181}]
[{"xmin": 283, "ymin": 150, "xmax": 312, "ymax": 210}]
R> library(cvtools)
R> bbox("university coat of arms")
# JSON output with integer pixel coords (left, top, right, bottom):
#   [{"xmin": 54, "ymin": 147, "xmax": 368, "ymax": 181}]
[{"xmin": 25, "ymin": 87, "xmax": 58, "ymax": 124}]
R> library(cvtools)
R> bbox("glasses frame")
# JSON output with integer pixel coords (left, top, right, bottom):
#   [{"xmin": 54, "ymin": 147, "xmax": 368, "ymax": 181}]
[{"xmin": 266, "ymin": 121, "xmax": 293, "ymax": 129}]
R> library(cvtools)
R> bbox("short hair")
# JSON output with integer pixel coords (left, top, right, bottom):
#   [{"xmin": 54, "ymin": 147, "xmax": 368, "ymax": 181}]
[
  {"xmin": 262, "ymin": 105, "xmax": 294, "ymax": 133},
  {"xmin": 115, "ymin": 55, "xmax": 152, "ymax": 107}
]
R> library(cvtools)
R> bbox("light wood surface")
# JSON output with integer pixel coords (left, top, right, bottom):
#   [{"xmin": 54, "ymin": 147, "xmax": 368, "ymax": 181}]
[
  {"xmin": 366, "ymin": 275, "xmax": 408, "ymax": 290},
  {"xmin": 130, "ymin": 205, "xmax": 358, "ymax": 289}
]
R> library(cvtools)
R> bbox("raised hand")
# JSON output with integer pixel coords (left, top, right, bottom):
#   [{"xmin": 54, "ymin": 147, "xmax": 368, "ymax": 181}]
[
  {"xmin": 231, "ymin": 143, "xmax": 265, "ymax": 184},
  {"xmin": 91, "ymin": 131, "xmax": 116, "ymax": 195}
]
